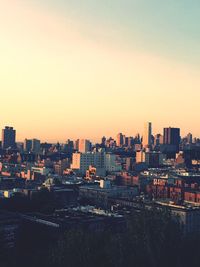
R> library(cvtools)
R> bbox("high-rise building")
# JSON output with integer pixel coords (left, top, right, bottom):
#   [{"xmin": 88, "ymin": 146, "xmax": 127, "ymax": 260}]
[
  {"xmin": 78, "ymin": 139, "xmax": 92, "ymax": 153},
  {"xmin": 154, "ymin": 134, "xmax": 163, "ymax": 146},
  {"xmin": 127, "ymin": 137, "xmax": 134, "ymax": 147},
  {"xmin": 2, "ymin": 126, "xmax": 16, "ymax": 149},
  {"xmin": 24, "ymin": 139, "xmax": 32, "ymax": 152},
  {"xmin": 163, "ymin": 127, "xmax": 180, "ymax": 152},
  {"xmin": 134, "ymin": 133, "xmax": 141, "ymax": 144},
  {"xmin": 74, "ymin": 139, "xmax": 79, "ymax": 151},
  {"xmin": 116, "ymin": 133, "xmax": 124, "ymax": 147},
  {"xmin": 32, "ymin": 139, "xmax": 41, "ymax": 154},
  {"xmin": 143, "ymin": 122, "xmax": 152, "ymax": 148},
  {"xmin": 186, "ymin": 133, "xmax": 193, "ymax": 144},
  {"xmin": 64, "ymin": 139, "xmax": 74, "ymax": 154},
  {"xmin": 101, "ymin": 136, "xmax": 106, "ymax": 146}
]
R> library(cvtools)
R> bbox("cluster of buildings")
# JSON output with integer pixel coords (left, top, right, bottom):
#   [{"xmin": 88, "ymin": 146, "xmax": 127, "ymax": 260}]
[
  {"xmin": 1, "ymin": 122, "xmax": 200, "ymax": 247},
  {"xmin": 71, "ymin": 149, "xmax": 121, "ymax": 176}
]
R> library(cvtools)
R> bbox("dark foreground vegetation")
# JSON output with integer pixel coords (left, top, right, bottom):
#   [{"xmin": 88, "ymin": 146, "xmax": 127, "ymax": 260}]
[{"xmin": 0, "ymin": 208, "xmax": 200, "ymax": 267}]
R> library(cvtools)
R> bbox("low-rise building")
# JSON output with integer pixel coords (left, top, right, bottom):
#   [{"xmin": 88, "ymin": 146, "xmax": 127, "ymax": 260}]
[{"xmin": 79, "ymin": 181, "xmax": 138, "ymax": 207}]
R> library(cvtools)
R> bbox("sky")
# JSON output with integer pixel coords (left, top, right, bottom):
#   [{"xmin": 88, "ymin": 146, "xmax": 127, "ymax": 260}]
[{"xmin": 0, "ymin": 0, "xmax": 200, "ymax": 142}]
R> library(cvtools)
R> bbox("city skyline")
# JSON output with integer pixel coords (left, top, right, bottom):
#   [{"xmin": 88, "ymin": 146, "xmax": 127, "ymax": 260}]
[
  {"xmin": 1, "ymin": 0, "xmax": 200, "ymax": 141},
  {"xmin": 1, "ymin": 2, "xmax": 200, "ymax": 266},
  {"xmin": 0, "ymin": 123, "xmax": 196, "ymax": 144}
]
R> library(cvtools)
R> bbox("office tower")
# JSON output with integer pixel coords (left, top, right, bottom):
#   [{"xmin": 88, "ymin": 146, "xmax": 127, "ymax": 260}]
[
  {"xmin": 106, "ymin": 137, "xmax": 116, "ymax": 148},
  {"xmin": 64, "ymin": 139, "xmax": 74, "ymax": 154},
  {"xmin": 2, "ymin": 126, "xmax": 16, "ymax": 149},
  {"xmin": 24, "ymin": 139, "xmax": 32, "ymax": 152},
  {"xmin": 123, "ymin": 135, "xmax": 127, "ymax": 146},
  {"xmin": 134, "ymin": 133, "xmax": 141, "ymax": 144},
  {"xmin": 186, "ymin": 133, "xmax": 193, "ymax": 144},
  {"xmin": 143, "ymin": 122, "xmax": 152, "ymax": 148},
  {"xmin": 56, "ymin": 142, "xmax": 61, "ymax": 152},
  {"xmin": 74, "ymin": 139, "xmax": 79, "ymax": 150},
  {"xmin": 32, "ymin": 139, "xmax": 41, "ymax": 154},
  {"xmin": 127, "ymin": 137, "xmax": 134, "ymax": 147},
  {"xmin": 16, "ymin": 142, "xmax": 24, "ymax": 153},
  {"xmin": 101, "ymin": 136, "xmax": 106, "ymax": 146},
  {"xmin": 163, "ymin": 127, "xmax": 180, "ymax": 152},
  {"xmin": 154, "ymin": 134, "xmax": 163, "ymax": 146},
  {"xmin": 78, "ymin": 139, "xmax": 92, "ymax": 153},
  {"xmin": 116, "ymin": 133, "xmax": 124, "ymax": 147}
]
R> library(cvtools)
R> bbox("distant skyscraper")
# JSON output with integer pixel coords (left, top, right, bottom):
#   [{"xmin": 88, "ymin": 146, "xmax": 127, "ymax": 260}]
[
  {"xmin": 143, "ymin": 122, "xmax": 152, "ymax": 148},
  {"xmin": 163, "ymin": 127, "xmax": 180, "ymax": 152},
  {"xmin": 101, "ymin": 136, "xmax": 106, "ymax": 146},
  {"xmin": 127, "ymin": 137, "xmax": 134, "ymax": 147},
  {"xmin": 74, "ymin": 139, "xmax": 79, "ymax": 151},
  {"xmin": 134, "ymin": 133, "xmax": 141, "ymax": 144},
  {"xmin": 78, "ymin": 139, "xmax": 92, "ymax": 153},
  {"xmin": 24, "ymin": 139, "xmax": 32, "ymax": 152},
  {"xmin": 116, "ymin": 133, "xmax": 124, "ymax": 147},
  {"xmin": 2, "ymin": 126, "xmax": 16, "ymax": 149},
  {"xmin": 32, "ymin": 139, "xmax": 41, "ymax": 154},
  {"xmin": 154, "ymin": 134, "xmax": 163, "ymax": 146},
  {"xmin": 186, "ymin": 133, "xmax": 193, "ymax": 144},
  {"xmin": 64, "ymin": 139, "xmax": 74, "ymax": 154}
]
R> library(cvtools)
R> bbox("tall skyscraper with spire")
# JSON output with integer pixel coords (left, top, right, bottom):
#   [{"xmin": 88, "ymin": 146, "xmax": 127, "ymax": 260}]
[{"xmin": 143, "ymin": 122, "xmax": 152, "ymax": 149}]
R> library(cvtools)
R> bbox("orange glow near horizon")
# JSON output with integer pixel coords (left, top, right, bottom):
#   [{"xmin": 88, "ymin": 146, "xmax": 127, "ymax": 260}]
[{"xmin": 0, "ymin": 0, "xmax": 200, "ymax": 142}]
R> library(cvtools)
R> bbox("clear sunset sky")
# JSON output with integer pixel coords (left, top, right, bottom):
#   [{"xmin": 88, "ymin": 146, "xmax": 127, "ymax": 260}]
[{"xmin": 0, "ymin": 0, "xmax": 200, "ymax": 142}]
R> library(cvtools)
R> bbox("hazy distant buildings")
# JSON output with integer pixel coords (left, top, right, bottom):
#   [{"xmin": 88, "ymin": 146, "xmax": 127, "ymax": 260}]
[
  {"xmin": 32, "ymin": 139, "xmax": 41, "ymax": 154},
  {"xmin": 154, "ymin": 134, "xmax": 163, "ymax": 147},
  {"xmin": 101, "ymin": 136, "xmax": 106, "ymax": 146},
  {"xmin": 2, "ymin": 126, "xmax": 16, "ymax": 149},
  {"xmin": 24, "ymin": 138, "xmax": 40, "ymax": 154},
  {"xmin": 127, "ymin": 137, "xmax": 134, "ymax": 148},
  {"xmin": 24, "ymin": 139, "xmax": 32, "ymax": 152},
  {"xmin": 143, "ymin": 122, "xmax": 152, "ymax": 148},
  {"xmin": 74, "ymin": 139, "xmax": 79, "ymax": 151},
  {"xmin": 136, "ymin": 151, "xmax": 145, "ymax": 164},
  {"xmin": 64, "ymin": 139, "xmax": 74, "ymax": 154},
  {"xmin": 186, "ymin": 133, "xmax": 193, "ymax": 144},
  {"xmin": 106, "ymin": 137, "xmax": 116, "ymax": 148},
  {"xmin": 116, "ymin": 133, "xmax": 124, "ymax": 147},
  {"xmin": 78, "ymin": 139, "xmax": 92, "ymax": 153}
]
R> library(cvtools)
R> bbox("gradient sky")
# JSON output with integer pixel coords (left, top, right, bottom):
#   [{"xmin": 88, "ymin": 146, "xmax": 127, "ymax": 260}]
[{"xmin": 0, "ymin": 0, "xmax": 200, "ymax": 142}]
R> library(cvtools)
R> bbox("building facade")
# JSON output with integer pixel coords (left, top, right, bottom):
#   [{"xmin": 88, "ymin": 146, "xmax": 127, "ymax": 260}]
[{"xmin": 2, "ymin": 127, "xmax": 16, "ymax": 149}]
